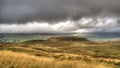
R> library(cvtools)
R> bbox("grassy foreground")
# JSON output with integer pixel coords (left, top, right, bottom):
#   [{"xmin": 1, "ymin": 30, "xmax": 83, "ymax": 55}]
[{"xmin": 0, "ymin": 51, "xmax": 113, "ymax": 68}]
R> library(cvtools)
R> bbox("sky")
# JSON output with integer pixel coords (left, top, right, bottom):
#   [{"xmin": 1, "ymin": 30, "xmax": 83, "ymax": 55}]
[{"xmin": 0, "ymin": 0, "xmax": 120, "ymax": 33}]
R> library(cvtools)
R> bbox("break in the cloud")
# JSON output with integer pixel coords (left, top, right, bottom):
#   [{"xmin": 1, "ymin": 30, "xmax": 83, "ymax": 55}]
[{"xmin": 0, "ymin": 0, "xmax": 120, "ymax": 33}]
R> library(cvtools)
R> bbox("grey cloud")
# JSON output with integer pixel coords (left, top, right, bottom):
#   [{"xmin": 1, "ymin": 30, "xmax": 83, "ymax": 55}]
[{"xmin": 0, "ymin": 0, "xmax": 120, "ymax": 24}]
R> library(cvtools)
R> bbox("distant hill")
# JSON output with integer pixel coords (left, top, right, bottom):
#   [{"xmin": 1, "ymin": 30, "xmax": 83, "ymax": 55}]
[
  {"xmin": 47, "ymin": 36, "xmax": 90, "ymax": 42},
  {"xmin": 22, "ymin": 36, "xmax": 90, "ymax": 43}
]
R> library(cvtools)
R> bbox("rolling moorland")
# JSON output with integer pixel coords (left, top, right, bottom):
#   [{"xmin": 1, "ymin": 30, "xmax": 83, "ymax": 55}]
[{"xmin": 0, "ymin": 36, "xmax": 120, "ymax": 68}]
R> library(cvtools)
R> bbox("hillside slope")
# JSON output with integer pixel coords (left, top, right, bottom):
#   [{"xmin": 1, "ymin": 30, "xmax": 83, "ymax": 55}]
[{"xmin": 0, "ymin": 37, "xmax": 120, "ymax": 67}]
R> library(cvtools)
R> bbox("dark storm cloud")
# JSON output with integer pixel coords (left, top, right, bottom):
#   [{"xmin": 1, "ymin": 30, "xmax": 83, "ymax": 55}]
[{"xmin": 0, "ymin": 0, "xmax": 120, "ymax": 24}]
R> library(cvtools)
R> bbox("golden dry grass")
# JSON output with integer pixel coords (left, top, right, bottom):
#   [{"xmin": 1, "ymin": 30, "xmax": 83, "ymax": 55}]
[{"xmin": 0, "ymin": 51, "xmax": 114, "ymax": 68}]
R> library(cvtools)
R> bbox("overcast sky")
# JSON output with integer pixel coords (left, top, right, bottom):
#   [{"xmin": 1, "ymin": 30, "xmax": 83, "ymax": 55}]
[{"xmin": 0, "ymin": 0, "xmax": 120, "ymax": 33}]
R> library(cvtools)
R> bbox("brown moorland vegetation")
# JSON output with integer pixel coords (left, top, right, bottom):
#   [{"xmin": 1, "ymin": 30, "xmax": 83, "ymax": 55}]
[{"xmin": 0, "ymin": 51, "xmax": 114, "ymax": 68}]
